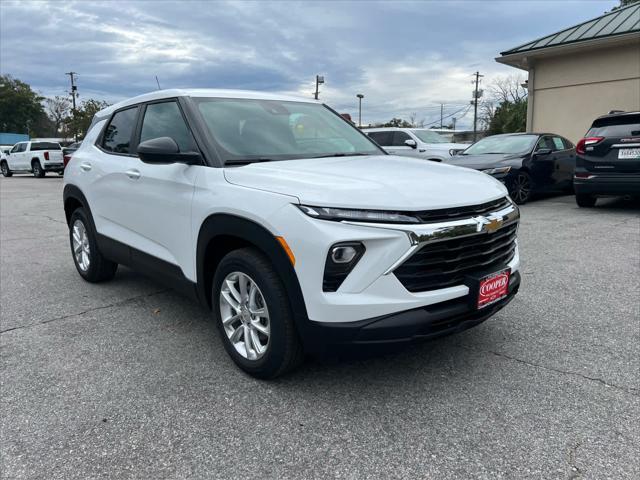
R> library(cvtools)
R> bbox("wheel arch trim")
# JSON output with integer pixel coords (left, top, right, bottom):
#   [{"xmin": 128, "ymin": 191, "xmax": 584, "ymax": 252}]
[{"xmin": 196, "ymin": 213, "xmax": 310, "ymax": 337}]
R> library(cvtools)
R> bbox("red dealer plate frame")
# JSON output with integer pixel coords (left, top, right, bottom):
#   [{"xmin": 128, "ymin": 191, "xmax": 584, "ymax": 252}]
[{"xmin": 477, "ymin": 269, "xmax": 510, "ymax": 309}]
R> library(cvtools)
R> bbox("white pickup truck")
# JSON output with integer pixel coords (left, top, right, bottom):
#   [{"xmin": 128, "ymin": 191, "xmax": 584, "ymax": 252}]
[{"xmin": 1, "ymin": 141, "xmax": 64, "ymax": 177}]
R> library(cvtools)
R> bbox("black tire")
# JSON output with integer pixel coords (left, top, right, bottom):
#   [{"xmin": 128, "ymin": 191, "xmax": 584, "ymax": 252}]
[
  {"xmin": 32, "ymin": 160, "xmax": 45, "ymax": 178},
  {"xmin": 212, "ymin": 248, "xmax": 303, "ymax": 379},
  {"xmin": 576, "ymin": 193, "xmax": 597, "ymax": 208},
  {"xmin": 509, "ymin": 171, "xmax": 533, "ymax": 204},
  {"xmin": 69, "ymin": 208, "xmax": 118, "ymax": 282},
  {"xmin": 0, "ymin": 161, "xmax": 12, "ymax": 177}
]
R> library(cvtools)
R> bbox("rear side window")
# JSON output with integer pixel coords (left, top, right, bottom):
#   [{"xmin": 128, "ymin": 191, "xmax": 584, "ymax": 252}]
[
  {"xmin": 588, "ymin": 114, "xmax": 640, "ymax": 137},
  {"xmin": 367, "ymin": 131, "xmax": 393, "ymax": 146},
  {"xmin": 102, "ymin": 107, "xmax": 138, "ymax": 154},
  {"xmin": 31, "ymin": 142, "xmax": 61, "ymax": 151},
  {"xmin": 392, "ymin": 131, "xmax": 411, "ymax": 146},
  {"xmin": 140, "ymin": 101, "xmax": 196, "ymax": 152}
]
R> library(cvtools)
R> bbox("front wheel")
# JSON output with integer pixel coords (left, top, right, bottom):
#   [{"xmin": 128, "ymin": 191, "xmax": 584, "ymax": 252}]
[
  {"xmin": 576, "ymin": 193, "xmax": 597, "ymax": 208},
  {"xmin": 509, "ymin": 171, "xmax": 533, "ymax": 204},
  {"xmin": 69, "ymin": 208, "xmax": 118, "ymax": 282},
  {"xmin": 212, "ymin": 248, "xmax": 303, "ymax": 379},
  {"xmin": 0, "ymin": 161, "xmax": 12, "ymax": 177},
  {"xmin": 32, "ymin": 160, "xmax": 45, "ymax": 178}
]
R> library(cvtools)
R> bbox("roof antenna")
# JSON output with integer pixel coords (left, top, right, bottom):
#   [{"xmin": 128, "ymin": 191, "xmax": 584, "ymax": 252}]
[{"xmin": 155, "ymin": 76, "xmax": 162, "ymax": 90}]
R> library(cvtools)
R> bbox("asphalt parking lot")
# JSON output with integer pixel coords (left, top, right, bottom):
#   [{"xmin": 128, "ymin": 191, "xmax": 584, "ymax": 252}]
[{"xmin": 1, "ymin": 175, "xmax": 638, "ymax": 479}]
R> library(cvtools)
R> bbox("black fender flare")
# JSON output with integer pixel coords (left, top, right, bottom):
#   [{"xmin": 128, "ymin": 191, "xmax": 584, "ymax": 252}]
[
  {"xmin": 62, "ymin": 184, "xmax": 94, "ymax": 229},
  {"xmin": 196, "ymin": 214, "xmax": 311, "ymax": 341}
]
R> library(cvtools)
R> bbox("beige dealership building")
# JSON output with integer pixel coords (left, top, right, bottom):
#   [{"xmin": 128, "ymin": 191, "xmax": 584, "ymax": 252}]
[{"xmin": 496, "ymin": 3, "xmax": 640, "ymax": 143}]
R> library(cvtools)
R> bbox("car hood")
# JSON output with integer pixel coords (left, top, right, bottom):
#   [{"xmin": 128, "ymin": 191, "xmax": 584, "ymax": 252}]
[
  {"xmin": 224, "ymin": 155, "xmax": 507, "ymax": 210},
  {"xmin": 445, "ymin": 153, "xmax": 523, "ymax": 170}
]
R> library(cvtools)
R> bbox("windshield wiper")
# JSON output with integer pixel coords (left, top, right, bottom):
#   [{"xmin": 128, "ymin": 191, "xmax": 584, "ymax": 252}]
[
  {"xmin": 225, "ymin": 158, "xmax": 274, "ymax": 165},
  {"xmin": 311, "ymin": 153, "xmax": 372, "ymax": 159}
]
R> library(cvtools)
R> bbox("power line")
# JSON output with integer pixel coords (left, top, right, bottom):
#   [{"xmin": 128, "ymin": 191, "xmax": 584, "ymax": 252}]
[{"xmin": 421, "ymin": 104, "xmax": 471, "ymax": 128}]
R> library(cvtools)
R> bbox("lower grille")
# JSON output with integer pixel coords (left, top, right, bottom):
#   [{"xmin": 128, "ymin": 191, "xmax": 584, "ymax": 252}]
[{"xmin": 394, "ymin": 223, "xmax": 517, "ymax": 292}]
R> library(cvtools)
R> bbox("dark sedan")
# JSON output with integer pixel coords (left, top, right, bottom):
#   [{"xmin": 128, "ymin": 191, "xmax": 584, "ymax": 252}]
[{"xmin": 447, "ymin": 133, "xmax": 576, "ymax": 204}]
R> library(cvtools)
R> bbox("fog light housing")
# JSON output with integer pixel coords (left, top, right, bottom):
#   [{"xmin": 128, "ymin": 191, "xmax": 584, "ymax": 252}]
[
  {"xmin": 331, "ymin": 245, "xmax": 358, "ymax": 264},
  {"xmin": 323, "ymin": 242, "xmax": 365, "ymax": 292}
]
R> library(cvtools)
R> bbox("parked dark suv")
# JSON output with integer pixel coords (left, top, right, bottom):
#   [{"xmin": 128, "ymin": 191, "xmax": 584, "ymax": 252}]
[{"xmin": 574, "ymin": 111, "xmax": 640, "ymax": 207}]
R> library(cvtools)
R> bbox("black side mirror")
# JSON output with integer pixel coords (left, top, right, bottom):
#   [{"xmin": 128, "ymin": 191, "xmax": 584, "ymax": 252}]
[
  {"xmin": 535, "ymin": 148, "xmax": 552, "ymax": 156},
  {"xmin": 137, "ymin": 137, "xmax": 201, "ymax": 165},
  {"xmin": 404, "ymin": 139, "xmax": 417, "ymax": 149}
]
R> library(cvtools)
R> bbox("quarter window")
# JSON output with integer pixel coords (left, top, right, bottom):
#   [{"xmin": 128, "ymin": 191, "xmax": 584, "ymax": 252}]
[
  {"xmin": 102, "ymin": 107, "xmax": 138, "ymax": 154},
  {"xmin": 140, "ymin": 101, "xmax": 196, "ymax": 152}
]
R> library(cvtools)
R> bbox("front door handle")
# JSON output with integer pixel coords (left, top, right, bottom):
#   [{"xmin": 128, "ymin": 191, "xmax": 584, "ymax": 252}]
[
  {"xmin": 80, "ymin": 162, "xmax": 92, "ymax": 172},
  {"xmin": 125, "ymin": 169, "xmax": 141, "ymax": 180}
]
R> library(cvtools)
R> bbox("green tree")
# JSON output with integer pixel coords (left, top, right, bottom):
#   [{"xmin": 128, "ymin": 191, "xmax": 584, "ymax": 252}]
[
  {"xmin": 0, "ymin": 75, "xmax": 49, "ymax": 136},
  {"xmin": 488, "ymin": 99, "xmax": 528, "ymax": 134},
  {"xmin": 64, "ymin": 99, "xmax": 110, "ymax": 139}
]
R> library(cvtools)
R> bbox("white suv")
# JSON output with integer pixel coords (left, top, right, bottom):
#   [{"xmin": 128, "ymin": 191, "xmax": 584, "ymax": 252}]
[
  {"xmin": 63, "ymin": 89, "xmax": 520, "ymax": 378},
  {"xmin": 365, "ymin": 127, "xmax": 468, "ymax": 162}
]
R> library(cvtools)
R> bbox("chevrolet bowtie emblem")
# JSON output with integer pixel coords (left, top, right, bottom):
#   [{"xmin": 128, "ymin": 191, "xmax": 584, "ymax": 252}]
[
  {"xmin": 474, "ymin": 216, "xmax": 503, "ymax": 233},
  {"xmin": 485, "ymin": 218, "xmax": 502, "ymax": 233}
]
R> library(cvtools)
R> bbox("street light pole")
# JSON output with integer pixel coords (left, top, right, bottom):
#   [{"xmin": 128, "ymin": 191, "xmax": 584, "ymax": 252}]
[{"xmin": 356, "ymin": 94, "xmax": 364, "ymax": 128}]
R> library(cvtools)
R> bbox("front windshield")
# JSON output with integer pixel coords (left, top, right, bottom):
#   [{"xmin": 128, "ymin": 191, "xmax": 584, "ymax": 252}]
[
  {"xmin": 463, "ymin": 135, "xmax": 538, "ymax": 155},
  {"xmin": 195, "ymin": 98, "xmax": 382, "ymax": 163},
  {"xmin": 411, "ymin": 130, "xmax": 449, "ymax": 144}
]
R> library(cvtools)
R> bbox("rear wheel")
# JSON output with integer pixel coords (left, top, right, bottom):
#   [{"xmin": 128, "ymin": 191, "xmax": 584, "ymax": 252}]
[
  {"xmin": 509, "ymin": 171, "xmax": 532, "ymax": 204},
  {"xmin": 576, "ymin": 193, "xmax": 597, "ymax": 208},
  {"xmin": 212, "ymin": 248, "xmax": 303, "ymax": 379},
  {"xmin": 0, "ymin": 161, "xmax": 12, "ymax": 177},
  {"xmin": 69, "ymin": 208, "xmax": 118, "ymax": 282},
  {"xmin": 32, "ymin": 160, "xmax": 45, "ymax": 178}
]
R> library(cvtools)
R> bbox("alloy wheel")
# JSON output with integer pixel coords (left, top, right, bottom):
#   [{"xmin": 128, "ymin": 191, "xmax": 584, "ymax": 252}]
[
  {"xmin": 72, "ymin": 219, "xmax": 91, "ymax": 271},
  {"xmin": 219, "ymin": 271, "xmax": 270, "ymax": 361},
  {"xmin": 512, "ymin": 173, "xmax": 531, "ymax": 204}
]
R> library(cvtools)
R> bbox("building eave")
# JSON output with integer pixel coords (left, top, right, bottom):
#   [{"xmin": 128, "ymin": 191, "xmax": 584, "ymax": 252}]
[{"xmin": 496, "ymin": 31, "xmax": 640, "ymax": 70}]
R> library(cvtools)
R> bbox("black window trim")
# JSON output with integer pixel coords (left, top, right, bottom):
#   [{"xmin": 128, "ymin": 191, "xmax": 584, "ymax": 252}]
[
  {"xmin": 94, "ymin": 97, "xmax": 209, "ymax": 166},
  {"xmin": 135, "ymin": 97, "xmax": 204, "ymax": 165},
  {"xmin": 95, "ymin": 105, "xmax": 142, "ymax": 158}
]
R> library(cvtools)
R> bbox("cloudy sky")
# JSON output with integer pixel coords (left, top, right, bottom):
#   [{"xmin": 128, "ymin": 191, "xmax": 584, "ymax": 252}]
[{"xmin": 1, "ymin": 0, "xmax": 617, "ymax": 127}]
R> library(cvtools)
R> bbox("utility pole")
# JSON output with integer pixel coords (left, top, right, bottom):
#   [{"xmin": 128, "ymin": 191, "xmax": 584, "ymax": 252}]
[
  {"xmin": 66, "ymin": 71, "xmax": 78, "ymax": 141},
  {"xmin": 440, "ymin": 103, "xmax": 444, "ymax": 129},
  {"xmin": 314, "ymin": 75, "xmax": 324, "ymax": 100},
  {"xmin": 472, "ymin": 71, "xmax": 484, "ymax": 142},
  {"xmin": 356, "ymin": 94, "xmax": 364, "ymax": 128}
]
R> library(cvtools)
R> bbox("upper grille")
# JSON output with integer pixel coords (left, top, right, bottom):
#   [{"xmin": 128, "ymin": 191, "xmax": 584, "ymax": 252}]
[
  {"xmin": 394, "ymin": 222, "xmax": 517, "ymax": 292},
  {"xmin": 413, "ymin": 197, "xmax": 511, "ymax": 223}
]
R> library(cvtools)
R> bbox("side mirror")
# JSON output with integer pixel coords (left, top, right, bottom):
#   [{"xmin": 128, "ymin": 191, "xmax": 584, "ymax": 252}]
[
  {"xmin": 535, "ymin": 148, "xmax": 552, "ymax": 156},
  {"xmin": 137, "ymin": 137, "xmax": 201, "ymax": 165},
  {"xmin": 404, "ymin": 139, "xmax": 417, "ymax": 149}
]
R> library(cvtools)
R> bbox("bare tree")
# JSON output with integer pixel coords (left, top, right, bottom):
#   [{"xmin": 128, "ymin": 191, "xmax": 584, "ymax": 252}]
[
  {"xmin": 487, "ymin": 74, "xmax": 528, "ymax": 104},
  {"xmin": 45, "ymin": 96, "xmax": 71, "ymax": 136},
  {"xmin": 408, "ymin": 112, "xmax": 425, "ymax": 128}
]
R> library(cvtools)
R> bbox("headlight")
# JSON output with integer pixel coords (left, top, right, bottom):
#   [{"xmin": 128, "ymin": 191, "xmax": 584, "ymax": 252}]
[
  {"xmin": 482, "ymin": 166, "xmax": 512, "ymax": 175},
  {"xmin": 297, "ymin": 205, "xmax": 419, "ymax": 224}
]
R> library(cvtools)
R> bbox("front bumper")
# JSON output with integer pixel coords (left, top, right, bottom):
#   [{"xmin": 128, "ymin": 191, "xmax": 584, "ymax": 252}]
[
  {"xmin": 574, "ymin": 172, "xmax": 640, "ymax": 196},
  {"xmin": 303, "ymin": 271, "xmax": 520, "ymax": 354}
]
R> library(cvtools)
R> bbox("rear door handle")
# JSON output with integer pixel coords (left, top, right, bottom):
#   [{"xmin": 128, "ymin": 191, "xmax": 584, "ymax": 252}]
[
  {"xmin": 125, "ymin": 169, "xmax": 141, "ymax": 180},
  {"xmin": 80, "ymin": 162, "xmax": 92, "ymax": 172}
]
